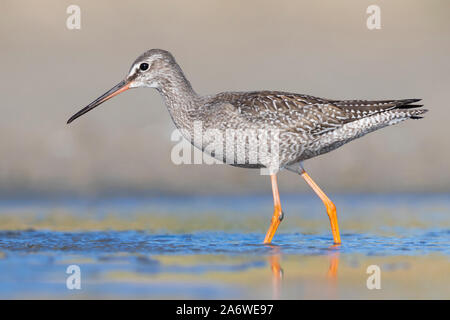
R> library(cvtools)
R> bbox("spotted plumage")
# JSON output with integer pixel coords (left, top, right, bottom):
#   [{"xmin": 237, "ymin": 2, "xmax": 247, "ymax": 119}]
[{"xmin": 195, "ymin": 91, "xmax": 427, "ymax": 168}]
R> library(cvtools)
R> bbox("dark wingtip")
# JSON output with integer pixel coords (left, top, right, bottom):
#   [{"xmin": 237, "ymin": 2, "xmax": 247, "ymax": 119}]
[
  {"xmin": 399, "ymin": 98, "xmax": 422, "ymax": 105},
  {"xmin": 398, "ymin": 104, "xmax": 424, "ymax": 109},
  {"xmin": 397, "ymin": 98, "xmax": 426, "ymax": 110}
]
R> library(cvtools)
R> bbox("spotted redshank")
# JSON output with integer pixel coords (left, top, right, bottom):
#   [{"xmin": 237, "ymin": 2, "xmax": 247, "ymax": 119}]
[{"xmin": 68, "ymin": 49, "xmax": 427, "ymax": 245}]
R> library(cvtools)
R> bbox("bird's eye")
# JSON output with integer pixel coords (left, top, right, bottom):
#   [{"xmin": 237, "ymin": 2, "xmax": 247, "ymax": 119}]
[{"xmin": 139, "ymin": 63, "xmax": 149, "ymax": 71}]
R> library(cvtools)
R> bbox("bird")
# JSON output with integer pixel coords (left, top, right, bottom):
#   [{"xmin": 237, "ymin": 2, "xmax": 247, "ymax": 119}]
[{"xmin": 67, "ymin": 49, "xmax": 427, "ymax": 245}]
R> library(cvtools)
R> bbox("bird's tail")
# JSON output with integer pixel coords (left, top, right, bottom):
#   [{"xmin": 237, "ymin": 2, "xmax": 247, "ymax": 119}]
[
  {"xmin": 313, "ymin": 99, "xmax": 428, "ymax": 155},
  {"xmin": 390, "ymin": 99, "xmax": 428, "ymax": 119},
  {"xmin": 333, "ymin": 98, "xmax": 428, "ymax": 121}
]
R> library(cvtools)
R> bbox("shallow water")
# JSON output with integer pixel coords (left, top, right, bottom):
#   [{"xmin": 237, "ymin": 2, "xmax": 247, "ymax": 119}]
[{"xmin": 0, "ymin": 193, "xmax": 449, "ymax": 299}]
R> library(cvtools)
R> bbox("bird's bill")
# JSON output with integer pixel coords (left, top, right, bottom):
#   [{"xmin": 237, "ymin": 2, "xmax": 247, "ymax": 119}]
[{"xmin": 67, "ymin": 80, "xmax": 130, "ymax": 124}]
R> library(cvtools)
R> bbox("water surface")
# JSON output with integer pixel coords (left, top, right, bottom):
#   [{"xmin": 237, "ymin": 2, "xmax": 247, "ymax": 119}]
[{"xmin": 0, "ymin": 194, "xmax": 449, "ymax": 299}]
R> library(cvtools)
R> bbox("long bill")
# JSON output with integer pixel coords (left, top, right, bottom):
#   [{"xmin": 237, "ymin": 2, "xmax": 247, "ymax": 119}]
[{"xmin": 67, "ymin": 80, "xmax": 130, "ymax": 124}]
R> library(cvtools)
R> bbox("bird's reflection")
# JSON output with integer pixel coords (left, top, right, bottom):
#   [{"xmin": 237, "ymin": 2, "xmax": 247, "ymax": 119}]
[
  {"xmin": 324, "ymin": 245, "xmax": 340, "ymax": 298},
  {"xmin": 267, "ymin": 246, "xmax": 283, "ymax": 299},
  {"xmin": 267, "ymin": 244, "xmax": 341, "ymax": 299},
  {"xmin": 327, "ymin": 245, "xmax": 340, "ymax": 281}
]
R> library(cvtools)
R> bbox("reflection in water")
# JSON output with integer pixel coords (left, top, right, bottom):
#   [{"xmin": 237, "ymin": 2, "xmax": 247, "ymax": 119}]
[
  {"xmin": 327, "ymin": 245, "xmax": 340, "ymax": 281},
  {"xmin": 269, "ymin": 254, "xmax": 283, "ymax": 299},
  {"xmin": 325, "ymin": 246, "xmax": 340, "ymax": 298},
  {"xmin": 268, "ymin": 245, "xmax": 340, "ymax": 299},
  {"xmin": 267, "ymin": 246, "xmax": 283, "ymax": 299}
]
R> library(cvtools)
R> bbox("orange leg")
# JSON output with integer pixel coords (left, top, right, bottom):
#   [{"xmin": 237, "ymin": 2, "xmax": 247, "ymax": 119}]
[
  {"xmin": 300, "ymin": 169, "xmax": 341, "ymax": 244},
  {"xmin": 263, "ymin": 174, "xmax": 284, "ymax": 244}
]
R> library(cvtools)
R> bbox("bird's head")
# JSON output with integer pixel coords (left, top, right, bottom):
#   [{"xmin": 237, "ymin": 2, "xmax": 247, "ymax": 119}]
[{"xmin": 67, "ymin": 49, "xmax": 178, "ymax": 124}]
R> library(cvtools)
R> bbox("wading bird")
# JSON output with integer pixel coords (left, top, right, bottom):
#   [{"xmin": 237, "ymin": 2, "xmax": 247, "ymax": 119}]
[{"xmin": 68, "ymin": 49, "xmax": 427, "ymax": 244}]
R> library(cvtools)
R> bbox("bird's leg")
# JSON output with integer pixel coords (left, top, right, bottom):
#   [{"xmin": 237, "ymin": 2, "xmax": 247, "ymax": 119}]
[
  {"xmin": 300, "ymin": 166, "xmax": 341, "ymax": 245},
  {"xmin": 264, "ymin": 174, "xmax": 284, "ymax": 244}
]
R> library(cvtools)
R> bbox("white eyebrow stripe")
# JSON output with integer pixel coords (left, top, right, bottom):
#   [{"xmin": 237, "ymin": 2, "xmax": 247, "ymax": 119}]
[{"xmin": 127, "ymin": 65, "xmax": 140, "ymax": 78}]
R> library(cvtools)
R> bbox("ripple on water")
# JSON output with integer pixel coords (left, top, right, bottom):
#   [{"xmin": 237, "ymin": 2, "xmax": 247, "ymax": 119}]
[{"xmin": 0, "ymin": 229, "xmax": 449, "ymax": 256}]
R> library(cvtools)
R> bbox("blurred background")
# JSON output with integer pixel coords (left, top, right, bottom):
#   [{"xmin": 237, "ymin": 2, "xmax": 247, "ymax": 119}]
[
  {"xmin": 1, "ymin": 0, "xmax": 449, "ymax": 197},
  {"xmin": 1, "ymin": 0, "xmax": 450, "ymax": 300}
]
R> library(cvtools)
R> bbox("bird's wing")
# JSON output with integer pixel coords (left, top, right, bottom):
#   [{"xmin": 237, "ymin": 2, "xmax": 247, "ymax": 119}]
[{"xmin": 214, "ymin": 91, "xmax": 423, "ymax": 136}]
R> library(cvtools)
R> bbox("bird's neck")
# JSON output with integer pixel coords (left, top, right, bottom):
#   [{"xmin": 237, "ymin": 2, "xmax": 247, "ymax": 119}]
[{"xmin": 156, "ymin": 66, "xmax": 201, "ymax": 133}]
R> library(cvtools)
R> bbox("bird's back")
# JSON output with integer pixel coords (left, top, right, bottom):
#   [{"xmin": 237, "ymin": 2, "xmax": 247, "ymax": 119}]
[{"xmin": 200, "ymin": 91, "xmax": 427, "ymax": 166}]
